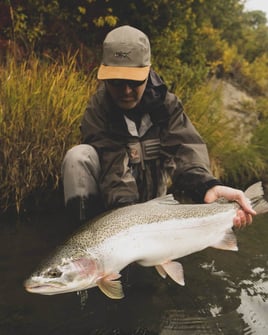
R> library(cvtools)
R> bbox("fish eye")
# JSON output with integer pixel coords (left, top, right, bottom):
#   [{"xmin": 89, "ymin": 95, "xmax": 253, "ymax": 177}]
[{"xmin": 46, "ymin": 268, "xmax": 62, "ymax": 278}]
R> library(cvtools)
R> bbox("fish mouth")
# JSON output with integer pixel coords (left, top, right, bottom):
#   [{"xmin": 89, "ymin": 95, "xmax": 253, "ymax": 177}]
[
  {"xmin": 25, "ymin": 283, "xmax": 76, "ymax": 295},
  {"xmin": 24, "ymin": 278, "xmax": 94, "ymax": 295},
  {"xmin": 26, "ymin": 285, "xmax": 57, "ymax": 294},
  {"xmin": 24, "ymin": 277, "xmax": 67, "ymax": 294}
]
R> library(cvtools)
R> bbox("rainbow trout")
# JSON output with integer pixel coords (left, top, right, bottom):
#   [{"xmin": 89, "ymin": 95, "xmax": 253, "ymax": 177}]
[{"xmin": 24, "ymin": 182, "xmax": 268, "ymax": 299}]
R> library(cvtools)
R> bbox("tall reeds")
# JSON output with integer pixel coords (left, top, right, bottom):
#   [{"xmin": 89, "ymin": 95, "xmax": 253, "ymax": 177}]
[{"xmin": 0, "ymin": 54, "xmax": 97, "ymax": 213}]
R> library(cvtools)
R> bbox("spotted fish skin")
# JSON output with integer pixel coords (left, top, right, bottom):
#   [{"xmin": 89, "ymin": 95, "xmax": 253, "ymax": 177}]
[{"xmin": 24, "ymin": 182, "xmax": 268, "ymax": 299}]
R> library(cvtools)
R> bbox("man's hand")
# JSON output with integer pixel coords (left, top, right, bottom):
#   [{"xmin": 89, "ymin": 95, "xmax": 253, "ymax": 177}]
[{"xmin": 204, "ymin": 185, "xmax": 256, "ymax": 228}]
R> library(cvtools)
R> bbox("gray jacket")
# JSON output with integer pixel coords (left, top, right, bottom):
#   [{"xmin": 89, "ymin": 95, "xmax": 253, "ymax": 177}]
[{"xmin": 80, "ymin": 69, "xmax": 221, "ymax": 209}]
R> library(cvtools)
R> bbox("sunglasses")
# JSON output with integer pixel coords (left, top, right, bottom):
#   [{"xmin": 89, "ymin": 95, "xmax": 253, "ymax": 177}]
[{"xmin": 106, "ymin": 79, "xmax": 146, "ymax": 88}]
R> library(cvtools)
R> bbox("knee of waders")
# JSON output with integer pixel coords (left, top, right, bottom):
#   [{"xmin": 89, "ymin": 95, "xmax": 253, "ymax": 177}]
[
  {"xmin": 66, "ymin": 195, "xmax": 105, "ymax": 225},
  {"xmin": 62, "ymin": 144, "xmax": 100, "ymax": 168}
]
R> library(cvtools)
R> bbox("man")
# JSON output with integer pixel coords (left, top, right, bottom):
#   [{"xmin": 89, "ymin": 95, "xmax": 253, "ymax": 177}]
[{"xmin": 62, "ymin": 25, "xmax": 255, "ymax": 226}]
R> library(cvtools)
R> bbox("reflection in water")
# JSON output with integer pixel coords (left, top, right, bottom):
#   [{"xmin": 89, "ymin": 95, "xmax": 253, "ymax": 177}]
[
  {"xmin": 0, "ymin": 211, "xmax": 267, "ymax": 334},
  {"xmin": 77, "ymin": 289, "xmax": 89, "ymax": 310},
  {"xmin": 159, "ymin": 309, "xmax": 245, "ymax": 334},
  {"xmin": 159, "ymin": 273, "xmax": 268, "ymax": 334},
  {"xmin": 238, "ymin": 278, "xmax": 268, "ymax": 334}
]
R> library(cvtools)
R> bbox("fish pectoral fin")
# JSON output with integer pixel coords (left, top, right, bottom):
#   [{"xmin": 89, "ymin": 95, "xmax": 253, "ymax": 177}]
[
  {"xmin": 159, "ymin": 261, "xmax": 185, "ymax": 286},
  {"xmin": 97, "ymin": 274, "xmax": 124, "ymax": 300},
  {"xmin": 211, "ymin": 229, "xmax": 238, "ymax": 251}
]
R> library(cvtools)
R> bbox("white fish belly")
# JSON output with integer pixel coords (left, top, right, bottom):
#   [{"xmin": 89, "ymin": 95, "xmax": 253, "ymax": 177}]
[{"xmin": 95, "ymin": 209, "xmax": 235, "ymax": 273}]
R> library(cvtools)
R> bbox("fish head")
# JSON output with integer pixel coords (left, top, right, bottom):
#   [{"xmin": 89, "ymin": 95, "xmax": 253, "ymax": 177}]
[{"xmin": 24, "ymin": 254, "xmax": 101, "ymax": 295}]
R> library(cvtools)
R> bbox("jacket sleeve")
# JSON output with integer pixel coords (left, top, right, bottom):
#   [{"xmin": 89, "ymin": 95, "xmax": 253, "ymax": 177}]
[
  {"xmin": 161, "ymin": 92, "xmax": 222, "ymax": 202},
  {"xmin": 80, "ymin": 92, "xmax": 139, "ymax": 209}
]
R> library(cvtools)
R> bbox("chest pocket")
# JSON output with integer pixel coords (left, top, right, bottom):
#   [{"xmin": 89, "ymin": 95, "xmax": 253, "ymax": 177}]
[{"xmin": 127, "ymin": 139, "xmax": 161, "ymax": 167}]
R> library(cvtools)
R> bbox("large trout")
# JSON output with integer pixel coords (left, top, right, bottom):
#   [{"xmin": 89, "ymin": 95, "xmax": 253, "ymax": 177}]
[{"xmin": 24, "ymin": 182, "xmax": 268, "ymax": 299}]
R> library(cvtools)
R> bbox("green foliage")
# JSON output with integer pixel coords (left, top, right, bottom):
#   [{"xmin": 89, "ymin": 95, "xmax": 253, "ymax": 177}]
[
  {"xmin": 2, "ymin": 0, "xmax": 118, "ymax": 54},
  {"xmin": 0, "ymin": 54, "xmax": 97, "ymax": 213},
  {"xmin": 6, "ymin": 0, "xmax": 61, "ymax": 51},
  {"xmin": 237, "ymin": 10, "xmax": 268, "ymax": 62},
  {"xmin": 2, "ymin": 0, "xmax": 268, "ymax": 84},
  {"xmin": 246, "ymin": 54, "xmax": 268, "ymax": 95}
]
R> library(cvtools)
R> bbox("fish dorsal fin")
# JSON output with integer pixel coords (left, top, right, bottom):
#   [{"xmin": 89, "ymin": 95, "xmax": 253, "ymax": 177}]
[
  {"xmin": 211, "ymin": 229, "xmax": 238, "ymax": 251},
  {"xmin": 156, "ymin": 261, "xmax": 185, "ymax": 286},
  {"xmin": 97, "ymin": 274, "xmax": 124, "ymax": 299},
  {"xmin": 148, "ymin": 194, "xmax": 179, "ymax": 205}
]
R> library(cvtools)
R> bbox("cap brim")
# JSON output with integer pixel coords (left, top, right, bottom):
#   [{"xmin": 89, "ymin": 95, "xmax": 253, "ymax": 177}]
[{"xmin": 97, "ymin": 65, "xmax": 150, "ymax": 81}]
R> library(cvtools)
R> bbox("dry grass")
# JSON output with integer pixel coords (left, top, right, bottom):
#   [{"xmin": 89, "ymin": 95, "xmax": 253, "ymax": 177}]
[{"xmin": 0, "ymin": 54, "xmax": 97, "ymax": 213}]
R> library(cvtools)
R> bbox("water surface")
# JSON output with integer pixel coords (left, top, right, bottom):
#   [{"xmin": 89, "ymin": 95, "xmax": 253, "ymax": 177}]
[{"xmin": 0, "ymin": 210, "xmax": 267, "ymax": 335}]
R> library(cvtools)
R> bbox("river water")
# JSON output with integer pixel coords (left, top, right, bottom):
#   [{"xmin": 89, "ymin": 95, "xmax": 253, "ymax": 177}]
[{"xmin": 0, "ymin": 209, "xmax": 268, "ymax": 335}]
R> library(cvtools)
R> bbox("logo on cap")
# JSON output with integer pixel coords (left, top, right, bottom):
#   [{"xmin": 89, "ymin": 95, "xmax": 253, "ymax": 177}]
[{"xmin": 114, "ymin": 51, "xmax": 131, "ymax": 59}]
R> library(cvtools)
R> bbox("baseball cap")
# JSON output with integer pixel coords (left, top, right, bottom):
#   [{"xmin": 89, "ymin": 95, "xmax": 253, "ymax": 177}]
[{"xmin": 97, "ymin": 25, "xmax": 151, "ymax": 81}]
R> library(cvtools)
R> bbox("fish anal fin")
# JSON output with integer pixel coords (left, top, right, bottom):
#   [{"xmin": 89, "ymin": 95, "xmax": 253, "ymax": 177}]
[
  {"xmin": 211, "ymin": 229, "xmax": 238, "ymax": 251},
  {"xmin": 155, "ymin": 265, "xmax": 167, "ymax": 279},
  {"xmin": 159, "ymin": 261, "xmax": 185, "ymax": 286},
  {"xmin": 97, "ymin": 273, "xmax": 124, "ymax": 300}
]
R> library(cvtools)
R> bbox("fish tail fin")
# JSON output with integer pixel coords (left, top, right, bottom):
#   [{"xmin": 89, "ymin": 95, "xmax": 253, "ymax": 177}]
[{"xmin": 245, "ymin": 182, "xmax": 268, "ymax": 215}]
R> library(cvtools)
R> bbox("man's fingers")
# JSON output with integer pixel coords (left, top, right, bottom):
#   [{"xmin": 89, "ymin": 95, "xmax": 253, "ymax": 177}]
[
  {"xmin": 234, "ymin": 192, "xmax": 256, "ymax": 215},
  {"xmin": 245, "ymin": 213, "xmax": 253, "ymax": 225},
  {"xmin": 233, "ymin": 209, "xmax": 253, "ymax": 228}
]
